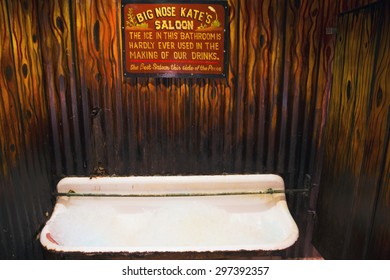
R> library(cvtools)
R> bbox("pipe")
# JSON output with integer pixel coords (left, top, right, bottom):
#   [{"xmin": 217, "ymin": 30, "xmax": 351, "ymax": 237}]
[{"xmin": 55, "ymin": 187, "xmax": 311, "ymax": 198}]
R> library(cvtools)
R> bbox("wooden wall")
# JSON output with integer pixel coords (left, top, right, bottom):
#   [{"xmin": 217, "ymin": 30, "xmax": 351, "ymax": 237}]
[
  {"xmin": 0, "ymin": 0, "xmax": 53, "ymax": 258},
  {"xmin": 0, "ymin": 0, "xmax": 384, "ymax": 259},
  {"xmin": 313, "ymin": 0, "xmax": 390, "ymax": 259},
  {"xmin": 35, "ymin": 0, "xmax": 330, "ymax": 180},
  {"xmin": 37, "ymin": 0, "xmax": 334, "ymax": 258}
]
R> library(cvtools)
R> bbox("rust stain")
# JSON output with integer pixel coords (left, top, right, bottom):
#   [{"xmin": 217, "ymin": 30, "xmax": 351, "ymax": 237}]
[{"xmin": 46, "ymin": 233, "xmax": 60, "ymax": 246}]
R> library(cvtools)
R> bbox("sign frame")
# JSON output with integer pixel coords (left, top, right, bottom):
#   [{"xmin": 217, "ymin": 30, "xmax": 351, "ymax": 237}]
[{"xmin": 121, "ymin": 0, "xmax": 229, "ymax": 78}]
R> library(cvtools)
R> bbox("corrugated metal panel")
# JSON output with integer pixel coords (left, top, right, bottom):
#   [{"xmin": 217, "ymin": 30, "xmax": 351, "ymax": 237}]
[
  {"xmin": 35, "ymin": 0, "xmax": 332, "ymax": 258},
  {"xmin": 0, "ymin": 0, "xmax": 381, "ymax": 259},
  {"xmin": 38, "ymin": 0, "xmax": 331, "ymax": 179},
  {"xmin": 0, "ymin": 0, "xmax": 53, "ymax": 259}
]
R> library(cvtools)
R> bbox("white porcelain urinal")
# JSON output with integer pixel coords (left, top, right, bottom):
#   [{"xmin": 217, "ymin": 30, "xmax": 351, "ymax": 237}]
[{"xmin": 40, "ymin": 174, "xmax": 298, "ymax": 256}]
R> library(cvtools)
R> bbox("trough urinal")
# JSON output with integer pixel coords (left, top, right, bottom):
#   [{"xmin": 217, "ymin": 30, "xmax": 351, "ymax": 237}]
[{"xmin": 40, "ymin": 174, "xmax": 299, "ymax": 258}]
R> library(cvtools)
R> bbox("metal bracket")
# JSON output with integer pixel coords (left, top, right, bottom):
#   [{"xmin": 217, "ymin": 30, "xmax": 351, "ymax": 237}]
[{"xmin": 283, "ymin": 174, "xmax": 312, "ymax": 196}]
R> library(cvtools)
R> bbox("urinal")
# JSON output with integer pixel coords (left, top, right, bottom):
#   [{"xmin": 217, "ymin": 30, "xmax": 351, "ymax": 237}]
[{"xmin": 40, "ymin": 174, "xmax": 299, "ymax": 259}]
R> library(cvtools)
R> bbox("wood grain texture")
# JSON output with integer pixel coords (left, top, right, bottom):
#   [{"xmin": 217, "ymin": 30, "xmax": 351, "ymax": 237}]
[
  {"xmin": 43, "ymin": 0, "xmax": 333, "ymax": 258},
  {"xmin": 365, "ymin": 1, "xmax": 390, "ymax": 258},
  {"xmin": 1, "ymin": 0, "xmax": 387, "ymax": 259},
  {"xmin": 0, "ymin": 0, "xmax": 332, "ymax": 259},
  {"xmin": 283, "ymin": 0, "xmax": 326, "ymax": 257},
  {"xmin": 40, "ymin": 0, "xmax": 335, "ymax": 182},
  {"xmin": 0, "ymin": 0, "xmax": 19, "ymax": 176},
  {"xmin": 38, "ymin": 0, "xmax": 80, "ymax": 175},
  {"xmin": 314, "ymin": 1, "xmax": 390, "ymax": 259},
  {"xmin": 0, "ymin": 0, "xmax": 52, "ymax": 259}
]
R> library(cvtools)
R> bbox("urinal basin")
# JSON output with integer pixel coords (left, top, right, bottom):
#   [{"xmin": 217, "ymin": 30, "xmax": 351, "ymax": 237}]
[{"xmin": 40, "ymin": 174, "xmax": 298, "ymax": 256}]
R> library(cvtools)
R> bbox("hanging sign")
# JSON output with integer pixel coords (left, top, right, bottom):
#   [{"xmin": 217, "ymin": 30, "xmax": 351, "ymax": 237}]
[{"xmin": 121, "ymin": 0, "xmax": 229, "ymax": 78}]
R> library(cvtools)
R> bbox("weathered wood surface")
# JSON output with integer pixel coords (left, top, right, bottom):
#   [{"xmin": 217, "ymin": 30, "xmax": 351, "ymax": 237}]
[
  {"xmin": 0, "ymin": 0, "xmax": 52, "ymax": 259},
  {"xmin": 37, "ymin": 0, "xmax": 330, "ymax": 182},
  {"xmin": 0, "ymin": 0, "xmax": 386, "ymax": 259},
  {"xmin": 365, "ymin": 1, "xmax": 390, "ymax": 258},
  {"xmin": 314, "ymin": 1, "xmax": 390, "ymax": 259}
]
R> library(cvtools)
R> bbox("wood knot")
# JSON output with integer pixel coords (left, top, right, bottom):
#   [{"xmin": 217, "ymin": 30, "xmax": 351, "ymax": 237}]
[{"xmin": 90, "ymin": 107, "xmax": 102, "ymax": 118}]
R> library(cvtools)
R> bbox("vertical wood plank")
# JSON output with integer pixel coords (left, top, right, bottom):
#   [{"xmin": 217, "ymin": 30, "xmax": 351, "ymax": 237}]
[
  {"xmin": 0, "ymin": 1, "xmax": 23, "ymax": 257},
  {"xmin": 314, "ymin": 2, "xmax": 386, "ymax": 259},
  {"xmin": 0, "ymin": 0, "xmax": 20, "ymax": 175},
  {"xmin": 343, "ymin": 5, "xmax": 384, "ymax": 257},
  {"xmin": 367, "ymin": 129, "xmax": 390, "ymax": 259},
  {"xmin": 72, "ymin": 0, "xmax": 122, "ymax": 174},
  {"xmin": 38, "ymin": 0, "xmax": 83, "ymax": 175},
  {"xmin": 366, "ymin": 0, "xmax": 390, "ymax": 257},
  {"xmin": 0, "ymin": 0, "xmax": 53, "ymax": 259},
  {"xmin": 309, "ymin": 0, "xmax": 337, "ymax": 190},
  {"xmin": 284, "ymin": 0, "xmax": 326, "ymax": 257},
  {"xmin": 265, "ymin": 0, "xmax": 286, "ymax": 171}
]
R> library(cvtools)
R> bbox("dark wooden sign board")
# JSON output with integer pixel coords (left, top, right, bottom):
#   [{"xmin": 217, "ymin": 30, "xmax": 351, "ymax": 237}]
[{"xmin": 121, "ymin": 0, "xmax": 229, "ymax": 78}]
